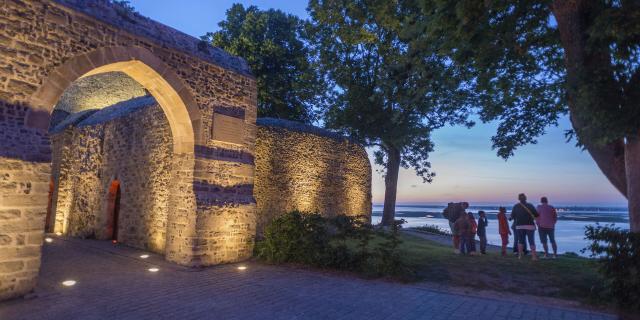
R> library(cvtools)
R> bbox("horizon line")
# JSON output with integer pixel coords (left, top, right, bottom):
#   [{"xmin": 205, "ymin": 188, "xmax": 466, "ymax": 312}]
[{"xmin": 373, "ymin": 201, "xmax": 628, "ymax": 207}]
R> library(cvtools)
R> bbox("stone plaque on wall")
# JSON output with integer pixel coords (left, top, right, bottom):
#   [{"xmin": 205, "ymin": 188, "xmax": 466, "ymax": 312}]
[{"xmin": 212, "ymin": 113, "xmax": 245, "ymax": 145}]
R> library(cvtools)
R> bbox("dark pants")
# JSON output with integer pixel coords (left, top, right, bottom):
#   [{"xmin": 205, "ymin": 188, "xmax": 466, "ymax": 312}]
[
  {"xmin": 512, "ymin": 225, "xmax": 528, "ymax": 253},
  {"xmin": 479, "ymin": 234, "xmax": 487, "ymax": 254},
  {"xmin": 459, "ymin": 235, "xmax": 473, "ymax": 254},
  {"xmin": 469, "ymin": 234, "xmax": 476, "ymax": 252},
  {"xmin": 539, "ymin": 227, "xmax": 557, "ymax": 255},
  {"xmin": 538, "ymin": 227, "xmax": 556, "ymax": 246},
  {"xmin": 516, "ymin": 229, "xmax": 536, "ymax": 247}
]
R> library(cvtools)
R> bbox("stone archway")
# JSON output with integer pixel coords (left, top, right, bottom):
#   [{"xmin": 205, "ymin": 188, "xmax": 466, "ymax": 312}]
[
  {"xmin": 38, "ymin": 46, "xmax": 206, "ymax": 260},
  {"xmin": 0, "ymin": 47, "xmax": 204, "ymax": 300},
  {"xmin": 26, "ymin": 46, "xmax": 203, "ymax": 154},
  {"xmin": 0, "ymin": 0, "xmax": 258, "ymax": 302}
]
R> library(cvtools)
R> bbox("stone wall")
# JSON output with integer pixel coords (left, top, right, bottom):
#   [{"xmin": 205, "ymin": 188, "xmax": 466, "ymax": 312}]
[
  {"xmin": 0, "ymin": 0, "xmax": 372, "ymax": 301},
  {"xmin": 0, "ymin": 0, "xmax": 257, "ymax": 300},
  {"xmin": 51, "ymin": 98, "xmax": 173, "ymax": 253},
  {"xmin": 55, "ymin": 72, "xmax": 148, "ymax": 114},
  {"xmin": 254, "ymin": 119, "xmax": 372, "ymax": 234}
]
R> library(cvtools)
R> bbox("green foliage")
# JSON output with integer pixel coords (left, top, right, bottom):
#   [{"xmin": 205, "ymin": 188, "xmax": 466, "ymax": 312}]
[
  {"xmin": 111, "ymin": 0, "xmax": 135, "ymax": 11},
  {"xmin": 411, "ymin": 0, "xmax": 640, "ymax": 156},
  {"xmin": 415, "ymin": 224, "xmax": 451, "ymax": 236},
  {"xmin": 255, "ymin": 212, "xmax": 412, "ymax": 279},
  {"xmin": 111, "ymin": 0, "xmax": 138, "ymax": 23},
  {"xmin": 410, "ymin": 0, "xmax": 564, "ymax": 158},
  {"xmin": 203, "ymin": 4, "xmax": 327, "ymax": 123},
  {"xmin": 584, "ymin": 225, "xmax": 640, "ymax": 312},
  {"xmin": 254, "ymin": 211, "xmax": 331, "ymax": 266},
  {"xmin": 369, "ymin": 219, "xmax": 409, "ymax": 276},
  {"xmin": 308, "ymin": 0, "xmax": 474, "ymax": 181}
]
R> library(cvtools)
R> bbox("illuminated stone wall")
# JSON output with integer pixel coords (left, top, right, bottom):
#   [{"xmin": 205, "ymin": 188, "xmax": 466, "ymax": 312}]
[
  {"xmin": 55, "ymin": 72, "xmax": 148, "ymax": 114},
  {"xmin": 254, "ymin": 119, "xmax": 372, "ymax": 234},
  {"xmin": 0, "ymin": 0, "xmax": 257, "ymax": 300},
  {"xmin": 51, "ymin": 98, "xmax": 173, "ymax": 253}
]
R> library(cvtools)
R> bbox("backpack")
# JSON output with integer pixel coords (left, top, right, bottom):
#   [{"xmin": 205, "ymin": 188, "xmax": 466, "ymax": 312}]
[{"xmin": 443, "ymin": 202, "xmax": 464, "ymax": 223}]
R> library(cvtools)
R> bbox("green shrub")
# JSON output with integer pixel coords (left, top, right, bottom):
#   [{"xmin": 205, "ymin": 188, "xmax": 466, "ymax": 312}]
[
  {"xmin": 255, "ymin": 211, "xmax": 331, "ymax": 266},
  {"xmin": 583, "ymin": 224, "xmax": 640, "ymax": 312},
  {"xmin": 255, "ymin": 212, "xmax": 412, "ymax": 279},
  {"xmin": 415, "ymin": 224, "xmax": 451, "ymax": 236},
  {"xmin": 367, "ymin": 219, "xmax": 410, "ymax": 278}
]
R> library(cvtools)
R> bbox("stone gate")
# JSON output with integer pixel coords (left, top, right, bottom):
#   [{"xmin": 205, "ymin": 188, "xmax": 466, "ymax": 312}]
[
  {"xmin": 0, "ymin": 0, "xmax": 258, "ymax": 300},
  {"xmin": 0, "ymin": 0, "xmax": 371, "ymax": 301}
]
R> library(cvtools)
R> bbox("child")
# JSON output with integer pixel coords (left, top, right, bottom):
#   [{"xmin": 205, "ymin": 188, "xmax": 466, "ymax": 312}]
[
  {"xmin": 454, "ymin": 214, "xmax": 473, "ymax": 255},
  {"xmin": 468, "ymin": 212, "xmax": 478, "ymax": 254},
  {"xmin": 477, "ymin": 211, "xmax": 488, "ymax": 254},
  {"xmin": 497, "ymin": 207, "xmax": 511, "ymax": 256}
]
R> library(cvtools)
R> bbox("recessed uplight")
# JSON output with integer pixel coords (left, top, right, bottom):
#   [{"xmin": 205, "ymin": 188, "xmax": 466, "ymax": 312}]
[
  {"xmin": 237, "ymin": 266, "xmax": 247, "ymax": 270},
  {"xmin": 112, "ymin": 240, "xmax": 118, "ymax": 244},
  {"xmin": 148, "ymin": 267, "xmax": 159, "ymax": 272},
  {"xmin": 140, "ymin": 254, "xmax": 149, "ymax": 259},
  {"xmin": 62, "ymin": 280, "xmax": 76, "ymax": 287},
  {"xmin": 44, "ymin": 237, "xmax": 53, "ymax": 243},
  {"xmin": 55, "ymin": 232, "xmax": 62, "ymax": 236}
]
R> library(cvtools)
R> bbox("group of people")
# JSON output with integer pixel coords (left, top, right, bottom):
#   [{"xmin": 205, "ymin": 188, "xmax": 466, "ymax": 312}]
[{"xmin": 443, "ymin": 193, "xmax": 558, "ymax": 260}]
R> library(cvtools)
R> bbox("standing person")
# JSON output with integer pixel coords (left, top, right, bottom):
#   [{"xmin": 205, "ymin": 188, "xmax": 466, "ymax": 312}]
[
  {"xmin": 536, "ymin": 197, "xmax": 558, "ymax": 259},
  {"xmin": 477, "ymin": 211, "xmax": 488, "ymax": 254},
  {"xmin": 511, "ymin": 193, "xmax": 539, "ymax": 260},
  {"xmin": 454, "ymin": 214, "xmax": 472, "ymax": 255},
  {"xmin": 443, "ymin": 202, "xmax": 468, "ymax": 253},
  {"xmin": 468, "ymin": 212, "xmax": 478, "ymax": 254},
  {"xmin": 497, "ymin": 207, "xmax": 511, "ymax": 256},
  {"xmin": 509, "ymin": 211, "xmax": 528, "ymax": 254}
]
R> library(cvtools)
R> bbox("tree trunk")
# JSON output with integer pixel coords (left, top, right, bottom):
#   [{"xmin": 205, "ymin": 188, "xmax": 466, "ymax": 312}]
[
  {"xmin": 552, "ymin": 1, "xmax": 640, "ymax": 231},
  {"xmin": 381, "ymin": 146, "xmax": 401, "ymax": 227},
  {"xmin": 584, "ymin": 139, "xmax": 628, "ymax": 197},
  {"xmin": 625, "ymin": 134, "xmax": 640, "ymax": 232},
  {"xmin": 552, "ymin": 0, "xmax": 628, "ymax": 196}
]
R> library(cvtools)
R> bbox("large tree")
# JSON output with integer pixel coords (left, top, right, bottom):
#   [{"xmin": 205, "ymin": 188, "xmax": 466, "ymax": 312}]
[
  {"xmin": 203, "ymin": 4, "xmax": 326, "ymax": 123},
  {"xmin": 309, "ymin": 0, "xmax": 474, "ymax": 226},
  {"xmin": 413, "ymin": 0, "xmax": 640, "ymax": 231}
]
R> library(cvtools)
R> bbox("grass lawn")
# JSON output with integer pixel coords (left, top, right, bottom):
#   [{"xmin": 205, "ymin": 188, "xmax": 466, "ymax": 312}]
[{"xmin": 396, "ymin": 233, "xmax": 604, "ymax": 304}]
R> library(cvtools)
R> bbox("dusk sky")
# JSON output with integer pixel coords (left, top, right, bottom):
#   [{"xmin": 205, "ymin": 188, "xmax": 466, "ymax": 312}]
[{"xmin": 129, "ymin": 0, "xmax": 626, "ymax": 206}]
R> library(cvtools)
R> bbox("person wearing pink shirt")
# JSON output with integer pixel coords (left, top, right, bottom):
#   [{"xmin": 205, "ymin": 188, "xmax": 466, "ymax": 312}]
[{"xmin": 536, "ymin": 197, "xmax": 558, "ymax": 259}]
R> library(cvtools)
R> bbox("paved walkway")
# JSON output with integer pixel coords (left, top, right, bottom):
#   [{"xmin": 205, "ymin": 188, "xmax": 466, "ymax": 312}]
[{"xmin": 0, "ymin": 237, "xmax": 616, "ymax": 320}]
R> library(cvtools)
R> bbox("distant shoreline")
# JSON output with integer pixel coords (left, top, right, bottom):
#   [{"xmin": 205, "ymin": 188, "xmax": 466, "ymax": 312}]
[
  {"xmin": 373, "ymin": 203, "xmax": 628, "ymax": 208},
  {"xmin": 371, "ymin": 211, "xmax": 629, "ymax": 223}
]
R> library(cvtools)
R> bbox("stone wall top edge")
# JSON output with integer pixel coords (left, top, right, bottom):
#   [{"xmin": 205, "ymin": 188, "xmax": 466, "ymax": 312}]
[
  {"xmin": 51, "ymin": 0, "xmax": 254, "ymax": 78},
  {"xmin": 256, "ymin": 118, "xmax": 361, "ymax": 145}
]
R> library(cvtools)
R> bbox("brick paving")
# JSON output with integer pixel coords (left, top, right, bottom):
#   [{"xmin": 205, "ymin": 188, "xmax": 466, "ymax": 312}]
[{"xmin": 0, "ymin": 237, "xmax": 616, "ymax": 320}]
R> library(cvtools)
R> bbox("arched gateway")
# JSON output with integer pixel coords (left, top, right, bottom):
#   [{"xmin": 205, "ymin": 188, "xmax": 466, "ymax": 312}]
[
  {"xmin": 1, "ymin": 0, "xmax": 373, "ymax": 302},
  {"xmin": 0, "ymin": 0, "xmax": 258, "ymax": 300}
]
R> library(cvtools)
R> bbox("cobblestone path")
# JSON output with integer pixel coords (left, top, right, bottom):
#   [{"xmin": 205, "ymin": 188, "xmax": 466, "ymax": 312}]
[{"xmin": 0, "ymin": 237, "xmax": 616, "ymax": 320}]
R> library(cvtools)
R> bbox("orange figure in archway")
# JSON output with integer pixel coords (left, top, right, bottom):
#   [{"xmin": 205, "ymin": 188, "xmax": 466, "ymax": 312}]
[{"xmin": 105, "ymin": 180, "xmax": 121, "ymax": 241}]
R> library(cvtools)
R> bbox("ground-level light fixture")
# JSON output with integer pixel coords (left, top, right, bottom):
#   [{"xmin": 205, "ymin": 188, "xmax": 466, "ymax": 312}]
[
  {"xmin": 237, "ymin": 265, "xmax": 247, "ymax": 271},
  {"xmin": 61, "ymin": 280, "xmax": 76, "ymax": 287},
  {"xmin": 148, "ymin": 267, "xmax": 159, "ymax": 272},
  {"xmin": 44, "ymin": 237, "xmax": 53, "ymax": 243},
  {"xmin": 140, "ymin": 254, "xmax": 149, "ymax": 259},
  {"xmin": 55, "ymin": 232, "xmax": 62, "ymax": 236}
]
